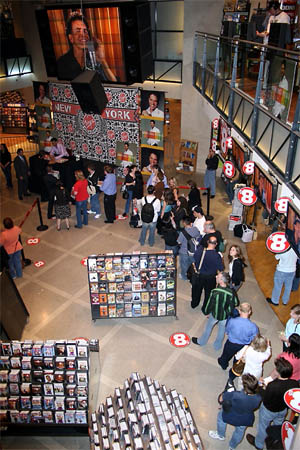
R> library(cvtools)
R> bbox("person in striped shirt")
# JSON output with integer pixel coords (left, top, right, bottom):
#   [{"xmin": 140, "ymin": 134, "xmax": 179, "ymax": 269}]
[{"xmin": 192, "ymin": 272, "xmax": 239, "ymax": 351}]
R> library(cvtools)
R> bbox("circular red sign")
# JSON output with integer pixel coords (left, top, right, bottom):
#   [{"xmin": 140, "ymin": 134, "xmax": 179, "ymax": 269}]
[
  {"xmin": 109, "ymin": 148, "xmax": 116, "ymax": 157},
  {"xmin": 121, "ymin": 131, "xmax": 129, "ymax": 142},
  {"xmin": 211, "ymin": 138, "xmax": 218, "ymax": 151},
  {"xmin": 119, "ymin": 92, "xmax": 126, "ymax": 103},
  {"xmin": 107, "ymin": 130, "xmax": 115, "ymax": 140},
  {"xmin": 52, "ymin": 87, "xmax": 58, "ymax": 97},
  {"xmin": 237, "ymin": 187, "xmax": 257, "ymax": 206},
  {"xmin": 242, "ymin": 161, "xmax": 255, "ymax": 176},
  {"xmin": 95, "ymin": 145, "xmax": 102, "ymax": 155},
  {"xmin": 67, "ymin": 124, "xmax": 74, "ymax": 133},
  {"xmin": 81, "ymin": 257, "xmax": 88, "ymax": 266},
  {"xmin": 64, "ymin": 88, "xmax": 71, "ymax": 98},
  {"xmin": 56, "ymin": 122, "xmax": 63, "ymax": 131},
  {"xmin": 284, "ymin": 388, "xmax": 300, "ymax": 413},
  {"xmin": 281, "ymin": 421, "xmax": 295, "ymax": 450},
  {"xmin": 223, "ymin": 161, "xmax": 235, "ymax": 179},
  {"xmin": 212, "ymin": 118, "xmax": 219, "ymax": 129},
  {"xmin": 82, "ymin": 143, "xmax": 88, "ymax": 153},
  {"xmin": 266, "ymin": 232, "xmax": 290, "ymax": 254},
  {"xmin": 106, "ymin": 92, "xmax": 112, "ymax": 102},
  {"xmin": 26, "ymin": 237, "xmax": 40, "ymax": 246},
  {"xmin": 83, "ymin": 115, "xmax": 96, "ymax": 131},
  {"xmin": 34, "ymin": 260, "xmax": 45, "ymax": 268},
  {"xmin": 69, "ymin": 140, "xmax": 76, "ymax": 150},
  {"xmin": 169, "ymin": 332, "xmax": 190, "ymax": 348},
  {"xmin": 275, "ymin": 197, "xmax": 291, "ymax": 214}
]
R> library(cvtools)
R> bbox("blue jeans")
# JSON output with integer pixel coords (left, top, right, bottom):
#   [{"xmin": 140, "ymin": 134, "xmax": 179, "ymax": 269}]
[
  {"xmin": 217, "ymin": 410, "xmax": 246, "ymax": 449},
  {"xmin": 198, "ymin": 315, "xmax": 226, "ymax": 350},
  {"xmin": 124, "ymin": 190, "xmax": 133, "ymax": 214},
  {"xmin": 255, "ymin": 404, "xmax": 287, "ymax": 449},
  {"xmin": 179, "ymin": 253, "xmax": 194, "ymax": 280},
  {"xmin": 76, "ymin": 200, "xmax": 88, "ymax": 228},
  {"xmin": 8, "ymin": 250, "xmax": 22, "ymax": 278},
  {"xmin": 165, "ymin": 244, "xmax": 179, "ymax": 257},
  {"xmin": 271, "ymin": 270, "xmax": 295, "ymax": 305},
  {"xmin": 204, "ymin": 169, "xmax": 216, "ymax": 196},
  {"xmin": 90, "ymin": 193, "xmax": 101, "ymax": 215},
  {"xmin": 292, "ymin": 274, "xmax": 300, "ymax": 292},
  {"xmin": 139, "ymin": 222, "xmax": 156, "ymax": 246}
]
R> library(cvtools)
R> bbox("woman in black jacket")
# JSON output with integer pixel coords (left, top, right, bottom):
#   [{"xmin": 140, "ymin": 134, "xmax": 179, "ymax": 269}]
[
  {"xmin": 228, "ymin": 245, "xmax": 247, "ymax": 291},
  {"xmin": 133, "ymin": 170, "xmax": 144, "ymax": 227},
  {"xmin": 187, "ymin": 180, "xmax": 201, "ymax": 217}
]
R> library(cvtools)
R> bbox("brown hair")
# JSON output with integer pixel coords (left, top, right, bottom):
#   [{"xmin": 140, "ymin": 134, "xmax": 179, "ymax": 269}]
[
  {"xmin": 187, "ymin": 180, "xmax": 197, "ymax": 189},
  {"xmin": 228, "ymin": 245, "xmax": 245, "ymax": 263},
  {"xmin": 104, "ymin": 165, "xmax": 114, "ymax": 174},
  {"xmin": 290, "ymin": 304, "xmax": 300, "ymax": 325},
  {"xmin": 251, "ymin": 335, "xmax": 268, "ymax": 353},
  {"xmin": 3, "ymin": 217, "xmax": 14, "ymax": 229},
  {"xmin": 242, "ymin": 374, "xmax": 258, "ymax": 394}
]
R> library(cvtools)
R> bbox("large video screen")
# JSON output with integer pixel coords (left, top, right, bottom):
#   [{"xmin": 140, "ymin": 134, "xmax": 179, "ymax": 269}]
[
  {"xmin": 286, "ymin": 202, "xmax": 300, "ymax": 258},
  {"xmin": 253, "ymin": 164, "xmax": 277, "ymax": 216},
  {"xmin": 45, "ymin": 7, "xmax": 125, "ymax": 83}
]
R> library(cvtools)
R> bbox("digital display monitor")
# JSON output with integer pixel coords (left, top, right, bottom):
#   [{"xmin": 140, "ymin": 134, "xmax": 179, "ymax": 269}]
[
  {"xmin": 253, "ymin": 164, "xmax": 277, "ymax": 216},
  {"xmin": 286, "ymin": 202, "xmax": 300, "ymax": 258}
]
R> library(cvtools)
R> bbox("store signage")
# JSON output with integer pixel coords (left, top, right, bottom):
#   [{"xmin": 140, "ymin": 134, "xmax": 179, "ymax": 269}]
[
  {"xmin": 266, "ymin": 232, "xmax": 290, "ymax": 254},
  {"xmin": 284, "ymin": 388, "xmax": 300, "ymax": 413},
  {"xmin": 34, "ymin": 260, "xmax": 45, "ymax": 268},
  {"xmin": 212, "ymin": 118, "xmax": 219, "ymax": 129},
  {"xmin": 223, "ymin": 161, "xmax": 235, "ymax": 178},
  {"xmin": 274, "ymin": 197, "xmax": 291, "ymax": 214},
  {"xmin": 242, "ymin": 161, "xmax": 255, "ymax": 175},
  {"xmin": 81, "ymin": 257, "xmax": 88, "ymax": 266},
  {"xmin": 26, "ymin": 237, "xmax": 40, "ymax": 246},
  {"xmin": 211, "ymin": 138, "xmax": 218, "ymax": 151},
  {"xmin": 237, "ymin": 187, "xmax": 257, "ymax": 206},
  {"xmin": 281, "ymin": 421, "xmax": 295, "ymax": 450},
  {"xmin": 169, "ymin": 332, "xmax": 190, "ymax": 348},
  {"xmin": 226, "ymin": 137, "xmax": 233, "ymax": 149}
]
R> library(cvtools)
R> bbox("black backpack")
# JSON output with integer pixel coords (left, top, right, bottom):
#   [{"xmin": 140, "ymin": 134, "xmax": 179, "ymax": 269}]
[{"xmin": 141, "ymin": 197, "xmax": 156, "ymax": 223}]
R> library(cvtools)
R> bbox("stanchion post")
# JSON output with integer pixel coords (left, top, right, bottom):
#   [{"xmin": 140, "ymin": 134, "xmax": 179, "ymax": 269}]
[
  {"xmin": 206, "ymin": 188, "xmax": 211, "ymax": 217},
  {"xmin": 36, "ymin": 198, "xmax": 48, "ymax": 231}
]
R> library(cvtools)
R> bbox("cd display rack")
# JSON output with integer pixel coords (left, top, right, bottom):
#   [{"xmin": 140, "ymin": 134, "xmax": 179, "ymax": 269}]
[
  {"xmin": 90, "ymin": 372, "xmax": 204, "ymax": 450},
  {"xmin": 87, "ymin": 252, "xmax": 177, "ymax": 320}
]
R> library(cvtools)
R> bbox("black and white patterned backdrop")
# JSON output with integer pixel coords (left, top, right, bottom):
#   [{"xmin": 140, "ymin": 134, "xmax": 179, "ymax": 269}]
[{"xmin": 49, "ymin": 83, "xmax": 140, "ymax": 168}]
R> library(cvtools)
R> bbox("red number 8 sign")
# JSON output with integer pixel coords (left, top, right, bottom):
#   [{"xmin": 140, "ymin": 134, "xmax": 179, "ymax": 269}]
[
  {"xmin": 266, "ymin": 232, "xmax": 290, "ymax": 254},
  {"xmin": 223, "ymin": 161, "xmax": 235, "ymax": 179},
  {"xmin": 237, "ymin": 187, "xmax": 257, "ymax": 206},
  {"xmin": 274, "ymin": 197, "xmax": 290, "ymax": 214},
  {"xmin": 242, "ymin": 161, "xmax": 255, "ymax": 176},
  {"xmin": 212, "ymin": 118, "xmax": 219, "ymax": 129}
]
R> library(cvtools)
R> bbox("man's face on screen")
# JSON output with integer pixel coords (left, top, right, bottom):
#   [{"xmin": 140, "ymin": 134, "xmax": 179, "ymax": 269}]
[{"xmin": 69, "ymin": 20, "xmax": 89, "ymax": 50}]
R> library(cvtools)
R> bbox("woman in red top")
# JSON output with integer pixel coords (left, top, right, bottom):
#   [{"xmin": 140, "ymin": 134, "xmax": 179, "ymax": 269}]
[
  {"xmin": 0, "ymin": 217, "xmax": 23, "ymax": 278},
  {"xmin": 72, "ymin": 170, "xmax": 89, "ymax": 229}
]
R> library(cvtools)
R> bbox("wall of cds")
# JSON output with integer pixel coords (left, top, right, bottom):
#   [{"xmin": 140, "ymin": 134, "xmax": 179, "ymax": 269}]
[
  {"xmin": 87, "ymin": 252, "xmax": 177, "ymax": 320},
  {"xmin": 90, "ymin": 372, "xmax": 204, "ymax": 450},
  {"xmin": 0, "ymin": 340, "xmax": 89, "ymax": 427}
]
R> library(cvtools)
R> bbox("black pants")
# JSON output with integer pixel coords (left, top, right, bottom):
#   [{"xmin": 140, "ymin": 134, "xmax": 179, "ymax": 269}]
[
  {"xmin": 47, "ymin": 192, "xmax": 55, "ymax": 219},
  {"xmin": 218, "ymin": 340, "xmax": 244, "ymax": 370},
  {"xmin": 17, "ymin": 177, "xmax": 28, "ymax": 198},
  {"xmin": 191, "ymin": 273, "xmax": 216, "ymax": 309},
  {"xmin": 104, "ymin": 193, "xmax": 116, "ymax": 222}
]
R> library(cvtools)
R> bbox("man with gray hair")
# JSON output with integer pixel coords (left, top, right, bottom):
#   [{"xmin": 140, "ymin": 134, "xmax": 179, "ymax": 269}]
[{"xmin": 192, "ymin": 271, "xmax": 239, "ymax": 350}]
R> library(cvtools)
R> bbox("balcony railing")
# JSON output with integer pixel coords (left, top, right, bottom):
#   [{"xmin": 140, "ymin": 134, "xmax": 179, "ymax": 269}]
[{"xmin": 193, "ymin": 32, "xmax": 300, "ymax": 196}]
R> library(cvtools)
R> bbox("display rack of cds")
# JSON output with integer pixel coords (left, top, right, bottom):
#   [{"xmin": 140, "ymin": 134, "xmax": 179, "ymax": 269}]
[
  {"xmin": 0, "ymin": 339, "xmax": 89, "ymax": 433},
  {"xmin": 90, "ymin": 372, "xmax": 204, "ymax": 450},
  {"xmin": 87, "ymin": 252, "xmax": 177, "ymax": 320}
]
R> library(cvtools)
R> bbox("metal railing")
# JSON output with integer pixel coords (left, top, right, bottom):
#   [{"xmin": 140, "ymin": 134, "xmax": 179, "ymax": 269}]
[{"xmin": 0, "ymin": 135, "xmax": 39, "ymax": 157}]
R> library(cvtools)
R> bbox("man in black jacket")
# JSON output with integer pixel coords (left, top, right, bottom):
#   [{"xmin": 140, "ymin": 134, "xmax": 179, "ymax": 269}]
[
  {"xmin": 14, "ymin": 148, "xmax": 30, "ymax": 200},
  {"xmin": 204, "ymin": 148, "xmax": 219, "ymax": 198}
]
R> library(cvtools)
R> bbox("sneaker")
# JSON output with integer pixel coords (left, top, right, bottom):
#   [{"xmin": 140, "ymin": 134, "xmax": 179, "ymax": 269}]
[
  {"xmin": 94, "ymin": 214, "xmax": 101, "ymax": 219},
  {"xmin": 226, "ymin": 201, "xmax": 232, "ymax": 205},
  {"xmin": 87, "ymin": 210, "xmax": 96, "ymax": 214},
  {"xmin": 208, "ymin": 430, "xmax": 225, "ymax": 441}
]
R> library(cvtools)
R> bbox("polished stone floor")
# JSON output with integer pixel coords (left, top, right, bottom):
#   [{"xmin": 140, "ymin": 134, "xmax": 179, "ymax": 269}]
[{"xmin": 0, "ymin": 172, "xmax": 285, "ymax": 450}]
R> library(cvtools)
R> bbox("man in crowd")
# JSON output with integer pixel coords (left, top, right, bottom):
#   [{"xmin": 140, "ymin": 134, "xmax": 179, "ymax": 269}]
[
  {"xmin": 177, "ymin": 217, "xmax": 201, "ymax": 281},
  {"xmin": 191, "ymin": 238, "xmax": 223, "ymax": 309},
  {"xmin": 218, "ymin": 302, "xmax": 258, "ymax": 370},
  {"xmin": 192, "ymin": 271, "xmax": 239, "ymax": 350},
  {"xmin": 204, "ymin": 147, "xmax": 219, "ymax": 199},
  {"xmin": 98, "ymin": 165, "xmax": 117, "ymax": 224},
  {"xmin": 147, "ymin": 120, "xmax": 160, "ymax": 146},
  {"xmin": 139, "ymin": 185, "xmax": 161, "ymax": 247},
  {"xmin": 146, "ymin": 164, "xmax": 168, "ymax": 189},
  {"xmin": 14, "ymin": 148, "xmax": 30, "ymax": 200},
  {"xmin": 87, "ymin": 163, "xmax": 101, "ymax": 219},
  {"xmin": 49, "ymin": 138, "xmax": 69, "ymax": 161},
  {"xmin": 43, "ymin": 165, "xmax": 59, "ymax": 219},
  {"xmin": 200, "ymin": 221, "xmax": 223, "ymax": 251},
  {"xmin": 246, "ymin": 357, "xmax": 298, "ymax": 450}
]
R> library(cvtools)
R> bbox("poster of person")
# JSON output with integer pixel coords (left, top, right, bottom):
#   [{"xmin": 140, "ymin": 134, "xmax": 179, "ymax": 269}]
[
  {"xmin": 35, "ymin": 105, "xmax": 52, "ymax": 130},
  {"xmin": 141, "ymin": 148, "xmax": 164, "ymax": 174},
  {"xmin": 140, "ymin": 118, "xmax": 164, "ymax": 149},
  {"xmin": 141, "ymin": 90, "xmax": 165, "ymax": 119},
  {"xmin": 39, "ymin": 129, "xmax": 58, "ymax": 152},
  {"xmin": 33, "ymin": 81, "xmax": 51, "ymax": 105},
  {"xmin": 116, "ymin": 141, "xmax": 138, "ymax": 175}
]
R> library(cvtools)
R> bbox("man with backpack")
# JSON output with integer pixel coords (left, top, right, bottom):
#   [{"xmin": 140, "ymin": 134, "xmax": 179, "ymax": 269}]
[
  {"xmin": 177, "ymin": 217, "xmax": 200, "ymax": 280},
  {"xmin": 139, "ymin": 185, "xmax": 161, "ymax": 247}
]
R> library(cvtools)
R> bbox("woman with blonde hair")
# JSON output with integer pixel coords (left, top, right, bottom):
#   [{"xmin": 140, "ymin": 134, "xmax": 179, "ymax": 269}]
[
  {"xmin": 168, "ymin": 177, "xmax": 179, "ymax": 201},
  {"xmin": 71, "ymin": 170, "xmax": 88, "ymax": 229}
]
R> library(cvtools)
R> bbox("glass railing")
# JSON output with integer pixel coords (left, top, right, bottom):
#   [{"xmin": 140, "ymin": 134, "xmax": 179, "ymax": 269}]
[{"xmin": 193, "ymin": 32, "xmax": 300, "ymax": 196}]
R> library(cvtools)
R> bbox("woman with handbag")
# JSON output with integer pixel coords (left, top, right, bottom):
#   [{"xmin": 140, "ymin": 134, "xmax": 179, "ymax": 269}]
[
  {"xmin": 209, "ymin": 374, "xmax": 261, "ymax": 449},
  {"xmin": 122, "ymin": 165, "xmax": 136, "ymax": 218}
]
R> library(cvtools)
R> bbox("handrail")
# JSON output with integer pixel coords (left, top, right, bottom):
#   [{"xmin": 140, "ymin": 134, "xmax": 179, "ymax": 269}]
[{"xmin": 194, "ymin": 31, "xmax": 300, "ymax": 58}]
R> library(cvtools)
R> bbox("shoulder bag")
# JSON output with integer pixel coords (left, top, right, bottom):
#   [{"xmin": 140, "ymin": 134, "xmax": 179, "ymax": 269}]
[
  {"xmin": 231, "ymin": 345, "xmax": 249, "ymax": 377},
  {"xmin": 187, "ymin": 250, "xmax": 206, "ymax": 285}
]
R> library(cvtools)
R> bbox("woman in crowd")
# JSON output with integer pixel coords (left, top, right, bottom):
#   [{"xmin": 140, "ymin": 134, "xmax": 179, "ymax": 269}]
[
  {"xmin": 227, "ymin": 335, "xmax": 271, "ymax": 389},
  {"xmin": 72, "ymin": 170, "xmax": 88, "ymax": 229},
  {"xmin": 173, "ymin": 196, "xmax": 188, "ymax": 231},
  {"xmin": 168, "ymin": 177, "xmax": 179, "ymax": 202},
  {"xmin": 0, "ymin": 217, "xmax": 23, "ymax": 279},
  {"xmin": 161, "ymin": 212, "xmax": 179, "ymax": 256},
  {"xmin": 0, "ymin": 143, "xmax": 13, "ymax": 188},
  {"xmin": 123, "ymin": 165, "xmax": 136, "ymax": 217},
  {"xmin": 269, "ymin": 333, "xmax": 300, "ymax": 381},
  {"xmin": 228, "ymin": 245, "xmax": 247, "ymax": 291},
  {"xmin": 99, "ymin": 165, "xmax": 117, "ymax": 224},
  {"xmin": 133, "ymin": 170, "xmax": 144, "ymax": 228},
  {"xmin": 158, "ymin": 189, "xmax": 176, "ymax": 234},
  {"xmin": 279, "ymin": 304, "xmax": 300, "ymax": 350},
  {"xmin": 153, "ymin": 171, "xmax": 165, "ymax": 200},
  {"xmin": 209, "ymin": 374, "xmax": 261, "ymax": 450},
  {"xmin": 54, "ymin": 181, "xmax": 71, "ymax": 231},
  {"xmin": 187, "ymin": 179, "xmax": 201, "ymax": 216}
]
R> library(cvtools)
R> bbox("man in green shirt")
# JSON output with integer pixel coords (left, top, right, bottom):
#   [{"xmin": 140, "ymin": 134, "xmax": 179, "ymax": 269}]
[{"xmin": 192, "ymin": 272, "xmax": 239, "ymax": 350}]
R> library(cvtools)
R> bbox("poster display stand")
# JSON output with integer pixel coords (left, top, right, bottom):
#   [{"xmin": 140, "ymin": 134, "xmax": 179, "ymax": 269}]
[{"xmin": 87, "ymin": 252, "xmax": 177, "ymax": 320}]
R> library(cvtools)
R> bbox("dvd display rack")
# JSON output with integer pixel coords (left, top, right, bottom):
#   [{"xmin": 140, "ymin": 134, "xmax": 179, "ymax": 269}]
[
  {"xmin": 0, "ymin": 339, "xmax": 89, "ymax": 432},
  {"xmin": 90, "ymin": 372, "xmax": 204, "ymax": 450},
  {"xmin": 87, "ymin": 252, "xmax": 177, "ymax": 320}
]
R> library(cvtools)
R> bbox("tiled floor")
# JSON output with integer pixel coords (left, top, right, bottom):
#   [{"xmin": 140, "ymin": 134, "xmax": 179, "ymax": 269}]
[{"xmin": 0, "ymin": 173, "xmax": 285, "ymax": 450}]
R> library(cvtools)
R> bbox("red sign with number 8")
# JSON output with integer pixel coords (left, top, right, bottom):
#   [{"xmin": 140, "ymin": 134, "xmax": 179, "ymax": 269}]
[
  {"xmin": 223, "ymin": 161, "xmax": 235, "ymax": 179},
  {"xmin": 169, "ymin": 332, "xmax": 190, "ymax": 348},
  {"xmin": 242, "ymin": 161, "xmax": 255, "ymax": 176},
  {"xmin": 237, "ymin": 187, "xmax": 257, "ymax": 206},
  {"xmin": 266, "ymin": 232, "xmax": 290, "ymax": 254},
  {"xmin": 274, "ymin": 197, "xmax": 290, "ymax": 214}
]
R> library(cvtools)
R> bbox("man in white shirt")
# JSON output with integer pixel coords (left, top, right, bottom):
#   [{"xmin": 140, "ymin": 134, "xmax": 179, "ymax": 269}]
[
  {"xmin": 147, "ymin": 120, "xmax": 160, "ymax": 146},
  {"xmin": 138, "ymin": 185, "xmax": 161, "ymax": 247},
  {"xmin": 142, "ymin": 92, "xmax": 164, "ymax": 118},
  {"xmin": 192, "ymin": 205, "xmax": 206, "ymax": 236},
  {"xmin": 49, "ymin": 138, "xmax": 69, "ymax": 160},
  {"xmin": 256, "ymin": 1, "xmax": 290, "ymax": 44},
  {"xmin": 266, "ymin": 247, "xmax": 298, "ymax": 306}
]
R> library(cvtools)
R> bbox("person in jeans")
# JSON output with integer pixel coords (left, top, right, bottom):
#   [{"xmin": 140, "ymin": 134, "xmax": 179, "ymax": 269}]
[
  {"xmin": 177, "ymin": 217, "xmax": 200, "ymax": 280},
  {"xmin": 161, "ymin": 212, "xmax": 179, "ymax": 256},
  {"xmin": 209, "ymin": 374, "xmax": 261, "ymax": 450},
  {"xmin": 203, "ymin": 147, "xmax": 218, "ymax": 198},
  {"xmin": 87, "ymin": 163, "xmax": 101, "ymax": 219},
  {"xmin": 139, "ymin": 185, "xmax": 161, "ymax": 247},
  {"xmin": 192, "ymin": 271, "xmax": 239, "ymax": 350},
  {"xmin": 72, "ymin": 170, "xmax": 88, "ymax": 229},
  {"xmin": 0, "ymin": 217, "xmax": 23, "ymax": 279},
  {"xmin": 246, "ymin": 357, "xmax": 298, "ymax": 450}
]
